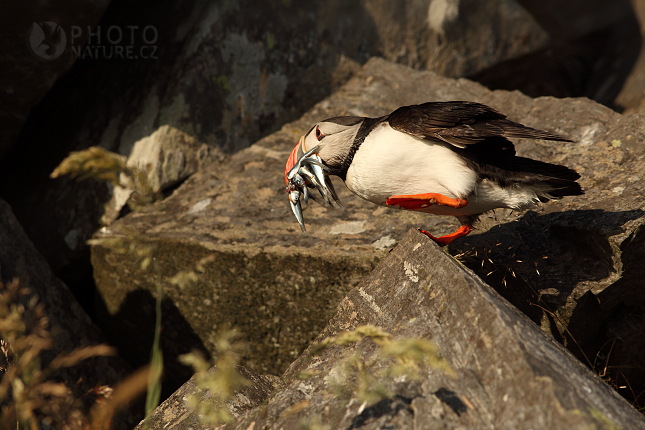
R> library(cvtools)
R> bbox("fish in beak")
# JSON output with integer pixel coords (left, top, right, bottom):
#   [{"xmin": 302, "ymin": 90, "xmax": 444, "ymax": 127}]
[
  {"xmin": 284, "ymin": 138, "xmax": 340, "ymax": 232},
  {"xmin": 282, "ymin": 101, "xmax": 583, "ymax": 246}
]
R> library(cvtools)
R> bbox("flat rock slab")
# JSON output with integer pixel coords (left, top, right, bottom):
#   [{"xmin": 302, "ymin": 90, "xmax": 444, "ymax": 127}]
[
  {"xmin": 91, "ymin": 57, "xmax": 645, "ymax": 395},
  {"xmin": 230, "ymin": 230, "xmax": 645, "ymax": 430}
]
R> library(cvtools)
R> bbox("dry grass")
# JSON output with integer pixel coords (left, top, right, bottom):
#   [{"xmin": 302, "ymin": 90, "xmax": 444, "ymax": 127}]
[
  {"xmin": 0, "ymin": 278, "xmax": 130, "ymax": 429},
  {"xmin": 52, "ymin": 146, "xmax": 171, "ymax": 428},
  {"xmin": 179, "ymin": 327, "xmax": 249, "ymax": 426},
  {"xmin": 307, "ymin": 325, "xmax": 453, "ymax": 406},
  {"xmin": 51, "ymin": 146, "xmax": 161, "ymax": 211}
]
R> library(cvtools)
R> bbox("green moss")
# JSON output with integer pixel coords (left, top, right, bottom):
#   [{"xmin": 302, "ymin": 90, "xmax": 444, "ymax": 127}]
[
  {"xmin": 588, "ymin": 408, "xmax": 623, "ymax": 430},
  {"xmin": 265, "ymin": 32, "xmax": 276, "ymax": 50},
  {"xmin": 215, "ymin": 75, "xmax": 231, "ymax": 92}
]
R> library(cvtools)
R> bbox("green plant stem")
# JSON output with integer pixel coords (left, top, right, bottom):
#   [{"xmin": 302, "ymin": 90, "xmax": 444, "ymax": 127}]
[{"xmin": 143, "ymin": 257, "xmax": 164, "ymax": 429}]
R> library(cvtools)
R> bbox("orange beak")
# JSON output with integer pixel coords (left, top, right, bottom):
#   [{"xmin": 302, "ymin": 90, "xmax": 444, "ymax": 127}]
[{"xmin": 284, "ymin": 136, "xmax": 303, "ymax": 185}]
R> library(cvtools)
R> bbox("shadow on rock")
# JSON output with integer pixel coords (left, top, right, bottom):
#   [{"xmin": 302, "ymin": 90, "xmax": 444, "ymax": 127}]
[
  {"xmin": 347, "ymin": 395, "xmax": 415, "ymax": 430},
  {"xmin": 95, "ymin": 289, "xmax": 211, "ymax": 401},
  {"xmin": 449, "ymin": 208, "xmax": 645, "ymax": 405}
]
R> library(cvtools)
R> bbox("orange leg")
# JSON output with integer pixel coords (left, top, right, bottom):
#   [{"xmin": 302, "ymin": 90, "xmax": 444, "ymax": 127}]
[
  {"xmin": 385, "ymin": 193, "xmax": 467, "ymax": 210},
  {"xmin": 385, "ymin": 193, "xmax": 471, "ymax": 246},
  {"xmin": 419, "ymin": 224, "xmax": 472, "ymax": 246}
]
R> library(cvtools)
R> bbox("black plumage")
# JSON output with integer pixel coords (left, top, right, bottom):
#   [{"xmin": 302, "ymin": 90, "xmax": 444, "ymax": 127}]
[{"xmin": 387, "ymin": 102, "xmax": 582, "ymax": 198}]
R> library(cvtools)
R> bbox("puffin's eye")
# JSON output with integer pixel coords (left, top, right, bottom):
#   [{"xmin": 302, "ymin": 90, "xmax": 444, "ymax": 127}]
[{"xmin": 315, "ymin": 126, "xmax": 324, "ymax": 141}]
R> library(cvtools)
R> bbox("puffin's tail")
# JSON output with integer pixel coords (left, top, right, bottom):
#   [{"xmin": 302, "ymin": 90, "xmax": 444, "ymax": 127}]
[
  {"xmin": 473, "ymin": 153, "xmax": 583, "ymax": 201},
  {"xmin": 500, "ymin": 156, "xmax": 584, "ymax": 201}
]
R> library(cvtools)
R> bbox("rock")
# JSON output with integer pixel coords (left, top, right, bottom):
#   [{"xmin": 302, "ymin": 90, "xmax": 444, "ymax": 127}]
[
  {"xmin": 102, "ymin": 125, "xmax": 218, "ymax": 225},
  {"xmin": 518, "ymin": 0, "xmax": 635, "ymax": 40},
  {"xmin": 91, "ymin": 57, "xmax": 645, "ymax": 403},
  {"xmin": 227, "ymin": 230, "xmax": 645, "ymax": 429},
  {"xmin": 614, "ymin": 0, "xmax": 645, "ymax": 113},
  {"xmin": 321, "ymin": 0, "xmax": 549, "ymax": 78},
  {"xmin": 0, "ymin": 0, "xmax": 549, "ymax": 302},
  {"xmin": 135, "ymin": 366, "xmax": 281, "ymax": 430},
  {"xmin": 0, "ymin": 197, "xmax": 137, "ymax": 429},
  {"xmin": 446, "ymin": 101, "xmax": 645, "ymax": 406},
  {"xmin": 473, "ymin": 0, "xmax": 641, "ymax": 108}
]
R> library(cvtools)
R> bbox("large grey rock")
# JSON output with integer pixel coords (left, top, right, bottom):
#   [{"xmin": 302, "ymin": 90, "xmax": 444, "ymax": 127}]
[
  {"xmin": 228, "ymin": 230, "xmax": 645, "ymax": 429},
  {"xmin": 614, "ymin": 0, "xmax": 645, "ymax": 113},
  {"xmin": 475, "ymin": 0, "xmax": 641, "ymax": 108},
  {"xmin": 326, "ymin": 0, "xmax": 549, "ymax": 78},
  {"xmin": 0, "ymin": 197, "xmax": 137, "ymax": 428},
  {"xmin": 91, "ymin": 57, "xmax": 645, "ymax": 402},
  {"xmin": 0, "ymin": 0, "xmax": 548, "ymax": 296}
]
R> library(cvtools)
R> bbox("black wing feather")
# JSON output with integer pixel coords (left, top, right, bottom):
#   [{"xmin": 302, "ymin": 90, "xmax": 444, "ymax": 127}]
[
  {"xmin": 386, "ymin": 101, "xmax": 581, "ymax": 197},
  {"xmin": 387, "ymin": 101, "xmax": 572, "ymax": 154}
]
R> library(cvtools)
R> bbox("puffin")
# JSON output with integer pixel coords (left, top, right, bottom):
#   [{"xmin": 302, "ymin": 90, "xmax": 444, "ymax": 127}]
[{"xmin": 284, "ymin": 101, "xmax": 583, "ymax": 246}]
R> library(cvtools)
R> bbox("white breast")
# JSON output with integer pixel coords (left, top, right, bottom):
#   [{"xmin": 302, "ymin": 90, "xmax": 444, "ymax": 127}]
[{"xmin": 345, "ymin": 123, "xmax": 477, "ymax": 205}]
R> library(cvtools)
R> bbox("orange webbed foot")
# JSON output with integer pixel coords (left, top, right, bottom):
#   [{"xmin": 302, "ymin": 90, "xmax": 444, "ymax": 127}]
[
  {"xmin": 386, "ymin": 193, "xmax": 467, "ymax": 210},
  {"xmin": 419, "ymin": 224, "xmax": 472, "ymax": 246}
]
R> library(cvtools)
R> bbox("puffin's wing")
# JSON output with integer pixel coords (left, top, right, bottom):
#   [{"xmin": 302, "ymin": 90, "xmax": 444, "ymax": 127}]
[{"xmin": 387, "ymin": 102, "xmax": 572, "ymax": 153}]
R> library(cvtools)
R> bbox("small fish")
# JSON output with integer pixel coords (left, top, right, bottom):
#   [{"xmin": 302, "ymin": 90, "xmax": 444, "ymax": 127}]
[{"xmin": 284, "ymin": 144, "xmax": 340, "ymax": 232}]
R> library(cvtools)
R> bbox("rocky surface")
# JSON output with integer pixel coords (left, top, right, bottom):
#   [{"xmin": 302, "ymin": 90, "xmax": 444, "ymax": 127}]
[
  {"xmin": 236, "ymin": 230, "xmax": 645, "ymax": 429},
  {"xmin": 135, "ymin": 366, "xmax": 281, "ymax": 430},
  {"xmin": 0, "ymin": 197, "xmax": 137, "ymax": 429},
  {"xmin": 176, "ymin": 230, "xmax": 645, "ymax": 429},
  {"xmin": 91, "ymin": 57, "xmax": 645, "ymax": 404},
  {"xmin": 0, "ymin": 0, "xmax": 549, "ymax": 303}
]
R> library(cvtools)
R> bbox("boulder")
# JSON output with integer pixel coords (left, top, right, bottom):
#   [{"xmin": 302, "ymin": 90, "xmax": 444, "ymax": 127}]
[
  {"xmin": 0, "ymin": 197, "xmax": 137, "ymax": 429},
  {"xmin": 0, "ymin": 0, "xmax": 549, "ymax": 302},
  {"xmin": 226, "ymin": 230, "xmax": 645, "ymax": 429},
  {"xmin": 102, "ymin": 125, "xmax": 218, "ymax": 225},
  {"xmin": 323, "ymin": 0, "xmax": 549, "ymax": 78},
  {"xmin": 473, "ymin": 0, "xmax": 641, "ymax": 108},
  {"xmin": 91, "ymin": 57, "xmax": 645, "ymax": 404},
  {"xmin": 614, "ymin": 0, "xmax": 645, "ymax": 113}
]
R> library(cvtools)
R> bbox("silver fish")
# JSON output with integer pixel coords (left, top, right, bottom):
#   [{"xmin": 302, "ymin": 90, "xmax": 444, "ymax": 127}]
[{"xmin": 285, "ymin": 145, "xmax": 340, "ymax": 232}]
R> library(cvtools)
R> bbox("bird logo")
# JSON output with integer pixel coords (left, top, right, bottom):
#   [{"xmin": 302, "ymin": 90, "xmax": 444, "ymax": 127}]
[{"xmin": 27, "ymin": 21, "xmax": 67, "ymax": 60}]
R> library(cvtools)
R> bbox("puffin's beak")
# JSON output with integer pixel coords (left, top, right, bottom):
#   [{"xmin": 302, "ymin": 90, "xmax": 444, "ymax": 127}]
[
  {"xmin": 285, "ymin": 139, "xmax": 339, "ymax": 233},
  {"xmin": 285, "ymin": 136, "xmax": 304, "ymax": 185}
]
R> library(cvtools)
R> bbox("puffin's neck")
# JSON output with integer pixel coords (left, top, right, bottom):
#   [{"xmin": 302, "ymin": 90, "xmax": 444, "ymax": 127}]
[{"xmin": 325, "ymin": 115, "xmax": 387, "ymax": 181}]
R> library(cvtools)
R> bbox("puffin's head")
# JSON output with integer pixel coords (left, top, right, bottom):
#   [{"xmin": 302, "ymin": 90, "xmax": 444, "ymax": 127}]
[
  {"xmin": 283, "ymin": 118, "xmax": 358, "ymax": 232},
  {"xmin": 284, "ymin": 117, "xmax": 363, "ymax": 183}
]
